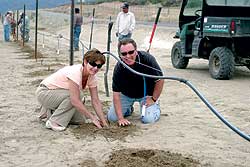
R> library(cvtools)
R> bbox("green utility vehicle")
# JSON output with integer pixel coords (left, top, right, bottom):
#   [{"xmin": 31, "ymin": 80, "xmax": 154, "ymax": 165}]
[{"xmin": 171, "ymin": 0, "xmax": 250, "ymax": 79}]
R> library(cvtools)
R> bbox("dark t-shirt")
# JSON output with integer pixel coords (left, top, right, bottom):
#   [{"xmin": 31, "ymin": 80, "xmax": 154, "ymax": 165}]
[{"xmin": 112, "ymin": 51, "xmax": 163, "ymax": 98}]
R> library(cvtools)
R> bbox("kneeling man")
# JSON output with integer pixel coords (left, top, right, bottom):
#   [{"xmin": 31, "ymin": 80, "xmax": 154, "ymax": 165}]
[{"xmin": 107, "ymin": 38, "xmax": 164, "ymax": 126}]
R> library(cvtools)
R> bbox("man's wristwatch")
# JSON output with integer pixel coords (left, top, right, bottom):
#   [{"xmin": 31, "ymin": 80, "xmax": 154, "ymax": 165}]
[{"xmin": 151, "ymin": 96, "xmax": 157, "ymax": 102}]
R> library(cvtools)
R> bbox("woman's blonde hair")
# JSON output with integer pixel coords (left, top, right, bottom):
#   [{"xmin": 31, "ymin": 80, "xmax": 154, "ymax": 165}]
[{"xmin": 83, "ymin": 48, "xmax": 105, "ymax": 65}]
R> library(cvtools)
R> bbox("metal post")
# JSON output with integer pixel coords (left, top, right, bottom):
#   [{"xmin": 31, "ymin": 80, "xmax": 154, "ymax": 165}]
[
  {"xmin": 23, "ymin": 5, "xmax": 26, "ymax": 47},
  {"xmin": 16, "ymin": 10, "xmax": 19, "ymax": 41},
  {"xmin": 70, "ymin": 0, "xmax": 74, "ymax": 65},
  {"xmin": 80, "ymin": 0, "xmax": 83, "ymax": 17},
  {"xmin": 89, "ymin": 8, "xmax": 95, "ymax": 50},
  {"xmin": 12, "ymin": 12, "xmax": 15, "ymax": 39},
  {"xmin": 35, "ymin": 0, "xmax": 39, "ymax": 61},
  {"xmin": 104, "ymin": 17, "xmax": 113, "ymax": 97},
  {"xmin": 80, "ymin": 41, "xmax": 85, "ymax": 59}
]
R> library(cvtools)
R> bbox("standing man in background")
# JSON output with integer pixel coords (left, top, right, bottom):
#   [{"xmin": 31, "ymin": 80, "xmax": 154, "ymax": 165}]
[
  {"xmin": 115, "ymin": 2, "xmax": 136, "ymax": 41},
  {"xmin": 74, "ymin": 8, "xmax": 83, "ymax": 51}
]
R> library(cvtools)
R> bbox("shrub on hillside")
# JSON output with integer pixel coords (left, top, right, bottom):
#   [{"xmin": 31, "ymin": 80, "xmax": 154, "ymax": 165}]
[{"xmin": 118, "ymin": 0, "xmax": 180, "ymax": 6}]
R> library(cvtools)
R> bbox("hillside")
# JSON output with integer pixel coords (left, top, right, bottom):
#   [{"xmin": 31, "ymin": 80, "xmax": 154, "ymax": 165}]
[{"xmin": 0, "ymin": 0, "xmax": 69, "ymax": 13}]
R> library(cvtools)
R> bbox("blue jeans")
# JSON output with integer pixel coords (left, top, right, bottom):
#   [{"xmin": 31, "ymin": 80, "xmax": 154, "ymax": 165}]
[
  {"xmin": 118, "ymin": 33, "xmax": 132, "ymax": 41},
  {"xmin": 4, "ymin": 24, "xmax": 10, "ymax": 41},
  {"xmin": 74, "ymin": 25, "xmax": 81, "ymax": 49},
  {"xmin": 107, "ymin": 93, "xmax": 161, "ymax": 124}
]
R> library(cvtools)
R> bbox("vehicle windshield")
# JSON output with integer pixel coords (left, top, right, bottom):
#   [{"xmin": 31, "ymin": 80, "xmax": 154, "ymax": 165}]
[
  {"xmin": 183, "ymin": 0, "xmax": 202, "ymax": 16},
  {"xmin": 206, "ymin": 0, "xmax": 250, "ymax": 6}
]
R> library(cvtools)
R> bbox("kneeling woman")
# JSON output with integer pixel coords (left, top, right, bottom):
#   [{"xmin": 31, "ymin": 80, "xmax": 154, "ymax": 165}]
[{"xmin": 36, "ymin": 49, "xmax": 108, "ymax": 131}]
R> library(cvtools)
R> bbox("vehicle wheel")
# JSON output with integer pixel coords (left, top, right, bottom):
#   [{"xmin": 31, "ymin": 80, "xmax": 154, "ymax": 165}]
[
  {"xmin": 171, "ymin": 41, "xmax": 189, "ymax": 69},
  {"xmin": 209, "ymin": 47, "xmax": 235, "ymax": 79}
]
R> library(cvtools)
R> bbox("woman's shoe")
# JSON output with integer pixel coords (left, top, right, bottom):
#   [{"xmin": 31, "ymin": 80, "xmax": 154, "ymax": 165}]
[
  {"xmin": 45, "ymin": 120, "xmax": 66, "ymax": 132},
  {"xmin": 38, "ymin": 112, "xmax": 47, "ymax": 122}
]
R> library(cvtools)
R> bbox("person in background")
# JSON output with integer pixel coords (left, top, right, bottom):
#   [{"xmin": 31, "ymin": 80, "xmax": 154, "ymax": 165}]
[
  {"xmin": 18, "ymin": 12, "xmax": 30, "ymax": 42},
  {"xmin": 3, "ymin": 11, "xmax": 12, "ymax": 42},
  {"xmin": 73, "ymin": 8, "xmax": 83, "ymax": 51},
  {"xmin": 115, "ymin": 2, "xmax": 136, "ymax": 41},
  {"xmin": 107, "ymin": 38, "xmax": 164, "ymax": 126},
  {"xmin": 36, "ymin": 48, "xmax": 108, "ymax": 131},
  {"xmin": 0, "ymin": 13, "xmax": 2, "ymax": 23}
]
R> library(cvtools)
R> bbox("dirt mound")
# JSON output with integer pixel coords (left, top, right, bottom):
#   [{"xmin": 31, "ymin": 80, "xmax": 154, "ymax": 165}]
[
  {"xmin": 72, "ymin": 122, "xmax": 138, "ymax": 141},
  {"xmin": 78, "ymin": 148, "xmax": 200, "ymax": 167},
  {"xmin": 104, "ymin": 148, "xmax": 200, "ymax": 167}
]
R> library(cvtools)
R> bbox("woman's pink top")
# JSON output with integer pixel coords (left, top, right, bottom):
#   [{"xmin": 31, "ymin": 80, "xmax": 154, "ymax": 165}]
[{"xmin": 41, "ymin": 64, "xmax": 97, "ymax": 90}]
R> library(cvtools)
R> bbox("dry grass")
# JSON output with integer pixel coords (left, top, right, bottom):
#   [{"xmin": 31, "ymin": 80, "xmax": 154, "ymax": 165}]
[{"xmin": 46, "ymin": 2, "xmax": 180, "ymax": 23}]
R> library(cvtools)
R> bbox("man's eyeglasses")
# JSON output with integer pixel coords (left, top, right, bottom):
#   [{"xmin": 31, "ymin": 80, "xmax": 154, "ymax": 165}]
[
  {"xmin": 88, "ymin": 61, "xmax": 104, "ymax": 69},
  {"xmin": 120, "ymin": 50, "xmax": 135, "ymax": 56}
]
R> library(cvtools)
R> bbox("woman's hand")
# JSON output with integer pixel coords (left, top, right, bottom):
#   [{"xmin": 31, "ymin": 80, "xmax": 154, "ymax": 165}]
[
  {"xmin": 92, "ymin": 118, "xmax": 102, "ymax": 129},
  {"xmin": 100, "ymin": 120, "xmax": 109, "ymax": 128}
]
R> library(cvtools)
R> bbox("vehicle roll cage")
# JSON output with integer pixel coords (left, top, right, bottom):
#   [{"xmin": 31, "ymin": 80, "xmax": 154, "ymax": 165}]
[{"xmin": 179, "ymin": 0, "xmax": 250, "ymax": 31}]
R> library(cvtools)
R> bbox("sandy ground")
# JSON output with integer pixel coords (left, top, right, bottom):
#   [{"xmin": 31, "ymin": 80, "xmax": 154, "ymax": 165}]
[{"xmin": 1, "ymin": 8, "xmax": 250, "ymax": 167}]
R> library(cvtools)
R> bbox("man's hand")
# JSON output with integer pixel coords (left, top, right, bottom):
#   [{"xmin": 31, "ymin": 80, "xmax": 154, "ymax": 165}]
[
  {"xmin": 145, "ymin": 96, "xmax": 155, "ymax": 106},
  {"xmin": 118, "ymin": 118, "xmax": 131, "ymax": 126}
]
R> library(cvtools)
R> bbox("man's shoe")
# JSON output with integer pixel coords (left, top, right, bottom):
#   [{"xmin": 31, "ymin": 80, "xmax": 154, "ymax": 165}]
[
  {"xmin": 131, "ymin": 106, "xmax": 134, "ymax": 114},
  {"xmin": 46, "ymin": 120, "xmax": 66, "ymax": 132}
]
